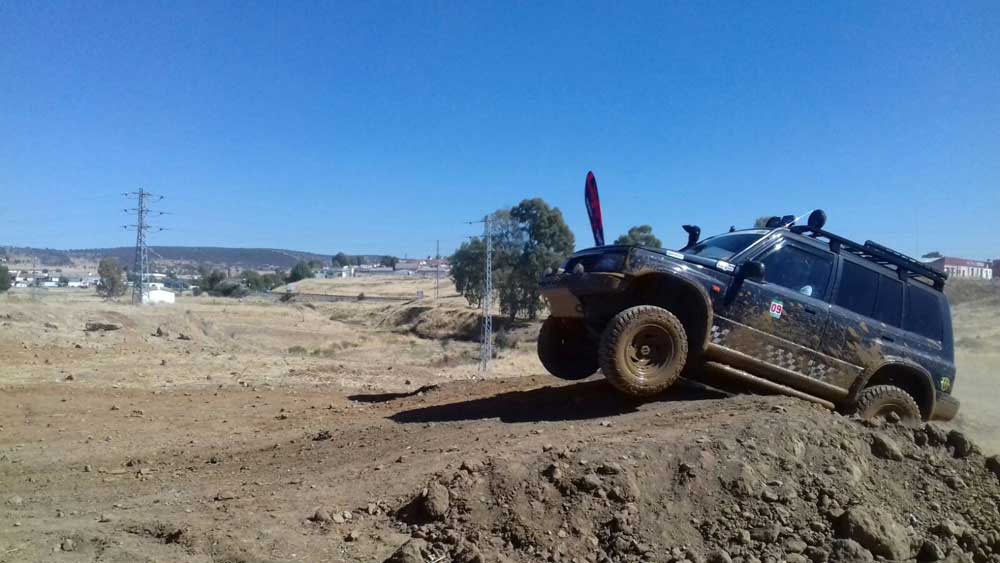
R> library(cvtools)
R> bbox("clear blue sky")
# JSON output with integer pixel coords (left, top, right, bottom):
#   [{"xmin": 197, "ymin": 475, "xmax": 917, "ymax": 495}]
[{"xmin": 2, "ymin": 1, "xmax": 997, "ymax": 260}]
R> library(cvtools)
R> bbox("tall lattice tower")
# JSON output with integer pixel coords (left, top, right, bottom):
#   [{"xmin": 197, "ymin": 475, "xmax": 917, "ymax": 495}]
[
  {"xmin": 124, "ymin": 189, "xmax": 160, "ymax": 305},
  {"xmin": 480, "ymin": 216, "xmax": 493, "ymax": 374}
]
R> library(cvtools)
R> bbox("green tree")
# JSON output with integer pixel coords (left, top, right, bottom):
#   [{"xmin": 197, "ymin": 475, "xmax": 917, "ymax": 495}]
[
  {"xmin": 242, "ymin": 270, "xmax": 283, "ymax": 292},
  {"xmin": 613, "ymin": 225, "xmax": 662, "ymax": 248},
  {"xmin": 332, "ymin": 252, "xmax": 349, "ymax": 268},
  {"xmin": 450, "ymin": 199, "xmax": 574, "ymax": 320},
  {"xmin": 261, "ymin": 273, "xmax": 283, "ymax": 289},
  {"xmin": 197, "ymin": 266, "xmax": 226, "ymax": 293},
  {"xmin": 287, "ymin": 261, "xmax": 314, "ymax": 283},
  {"xmin": 450, "ymin": 238, "xmax": 486, "ymax": 306},
  {"xmin": 382, "ymin": 255, "xmax": 399, "ymax": 269},
  {"xmin": 754, "ymin": 216, "xmax": 773, "ymax": 228},
  {"xmin": 0, "ymin": 266, "xmax": 10, "ymax": 293},
  {"xmin": 97, "ymin": 257, "xmax": 127, "ymax": 299},
  {"xmin": 241, "ymin": 270, "xmax": 264, "ymax": 291}
]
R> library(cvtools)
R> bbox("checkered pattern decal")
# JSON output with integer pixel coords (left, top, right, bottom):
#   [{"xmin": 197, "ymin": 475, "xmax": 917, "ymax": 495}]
[
  {"xmin": 805, "ymin": 359, "xmax": 833, "ymax": 380},
  {"xmin": 711, "ymin": 323, "xmax": 834, "ymax": 383},
  {"xmin": 710, "ymin": 324, "xmax": 731, "ymax": 344}
]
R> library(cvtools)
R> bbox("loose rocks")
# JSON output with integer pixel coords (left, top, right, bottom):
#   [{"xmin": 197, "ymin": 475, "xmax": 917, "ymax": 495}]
[
  {"xmin": 385, "ymin": 538, "xmax": 430, "ymax": 563},
  {"xmin": 836, "ymin": 506, "xmax": 912, "ymax": 560},
  {"xmin": 870, "ymin": 433, "xmax": 903, "ymax": 461},
  {"xmin": 420, "ymin": 483, "xmax": 449, "ymax": 521},
  {"xmin": 828, "ymin": 539, "xmax": 873, "ymax": 563},
  {"xmin": 947, "ymin": 430, "xmax": 974, "ymax": 459}
]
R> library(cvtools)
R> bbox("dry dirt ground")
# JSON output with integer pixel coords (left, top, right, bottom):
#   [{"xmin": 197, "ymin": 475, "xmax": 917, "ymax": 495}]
[{"xmin": 1, "ymin": 285, "xmax": 998, "ymax": 563}]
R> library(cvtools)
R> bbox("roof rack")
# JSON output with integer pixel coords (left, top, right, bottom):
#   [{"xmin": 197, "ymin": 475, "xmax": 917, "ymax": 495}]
[{"xmin": 789, "ymin": 225, "xmax": 947, "ymax": 290}]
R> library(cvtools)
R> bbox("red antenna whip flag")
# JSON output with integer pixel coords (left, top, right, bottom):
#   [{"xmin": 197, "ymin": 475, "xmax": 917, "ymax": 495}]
[{"xmin": 584, "ymin": 171, "xmax": 604, "ymax": 246}]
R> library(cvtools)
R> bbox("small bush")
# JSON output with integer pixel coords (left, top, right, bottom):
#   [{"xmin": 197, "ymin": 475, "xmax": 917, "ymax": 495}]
[
  {"xmin": 287, "ymin": 345, "xmax": 308, "ymax": 355},
  {"xmin": 357, "ymin": 292, "xmax": 366, "ymax": 301},
  {"xmin": 495, "ymin": 329, "xmax": 518, "ymax": 350}
]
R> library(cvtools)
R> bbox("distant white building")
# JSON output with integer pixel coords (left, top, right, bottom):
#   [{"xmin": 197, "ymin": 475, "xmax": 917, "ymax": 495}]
[
  {"xmin": 923, "ymin": 256, "xmax": 993, "ymax": 280},
  {"xmin": 143, "ymin": 287, "xmax": 175, "ymax": 305}
]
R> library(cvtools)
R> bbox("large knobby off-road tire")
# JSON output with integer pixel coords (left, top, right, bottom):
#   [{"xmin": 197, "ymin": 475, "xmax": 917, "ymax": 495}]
[
  {"xmin": 852, "ymin": 385, "xmax": 922, "ymax": 425},
  {"xmin": 599, "ymin": 305, "xmax": 688, "ymax": 397},
  {"xmin": 537, "ymin": 317, "xmax": 598, "ymax": 380}
]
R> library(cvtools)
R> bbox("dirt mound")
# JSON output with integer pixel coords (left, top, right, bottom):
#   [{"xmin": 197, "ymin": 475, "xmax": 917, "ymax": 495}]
[
  {"xmin": 385, "ymin": 404, "xmax": 1000, "ymax": 563},
  {"xmin": 382, "ymin": 304, "xmax": 542, "ymax": 347},
  {"xmin": 383, "ymin": 304, "xmax": 483, "ymax": 340}
]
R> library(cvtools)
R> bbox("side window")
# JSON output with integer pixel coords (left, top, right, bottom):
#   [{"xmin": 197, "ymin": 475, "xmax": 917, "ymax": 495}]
[
  {"xmin": 835, "ymin": 260, "xmax": 878, "ymax": 316},
  {"xmin": 874, "ymin": 276, "xmax": 903, "ymax": 326},
  {"xmin": 760, "ymin": 244, "xmax": 833, "ymax": 298},
  {"xmin": 903, "ymin": 285, "xmax": 943, "ymax": 341}
]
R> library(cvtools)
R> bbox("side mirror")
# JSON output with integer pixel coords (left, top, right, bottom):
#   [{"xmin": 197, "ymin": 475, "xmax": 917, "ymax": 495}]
[{"xmin": 739, "ymin": 261, "xmax": 766, "ymax": 283}]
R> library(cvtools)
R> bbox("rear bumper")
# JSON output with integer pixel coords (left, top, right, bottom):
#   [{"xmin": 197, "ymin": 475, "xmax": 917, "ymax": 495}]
[{"xmin": 931, "ymin": 391, "xmax": 960, "ymax": 421}]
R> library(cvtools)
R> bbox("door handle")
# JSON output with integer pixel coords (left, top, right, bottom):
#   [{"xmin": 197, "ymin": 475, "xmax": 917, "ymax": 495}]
[
  {"xmin": 803, "ymin": 307, "xmax": 818, "ymax": 315},
  {"xmin": 881, "ymin": 333, "xmax": 896, "ymax": 343}
]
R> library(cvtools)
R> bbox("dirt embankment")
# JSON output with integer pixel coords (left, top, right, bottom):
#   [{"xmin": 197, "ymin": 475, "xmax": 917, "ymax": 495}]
[{"xmin": 381, "ymin": 390, "xmax": 1000, "ymax": 563}]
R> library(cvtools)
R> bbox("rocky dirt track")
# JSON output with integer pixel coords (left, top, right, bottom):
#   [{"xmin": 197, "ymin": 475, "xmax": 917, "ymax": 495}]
[{"xmin": 2, "ymin": 288, "xmax": 1000, "ymax": 563}]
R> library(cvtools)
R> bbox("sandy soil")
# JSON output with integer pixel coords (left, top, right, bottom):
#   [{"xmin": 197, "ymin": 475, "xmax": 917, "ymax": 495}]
[
  {"xmin": 950, "ymin": 297, "xmax": 1000, "ymax": 453},
  {"xmin": 1, "ymin": 286, "xmax": 997, "ymax": 562}
]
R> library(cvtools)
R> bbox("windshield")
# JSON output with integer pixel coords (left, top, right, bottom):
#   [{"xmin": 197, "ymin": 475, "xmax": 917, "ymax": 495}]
[{"xmin": 686, "ymin": 233, "xmax": 764, "ymax": 260}]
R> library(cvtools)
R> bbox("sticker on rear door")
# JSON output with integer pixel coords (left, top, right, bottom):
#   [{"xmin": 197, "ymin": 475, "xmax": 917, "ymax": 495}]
[{"xmin": 770, "ymin": 299, "xmax": 784, "ymax": 319}]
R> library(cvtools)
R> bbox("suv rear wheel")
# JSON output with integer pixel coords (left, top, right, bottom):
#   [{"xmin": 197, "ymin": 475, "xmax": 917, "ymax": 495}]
[
  {"xmin": 537, "ymin": 317, "xmax": 598, "ymax": 380},
  {"xmin": 599, "ymin": 305, "xmax": 688, "ymax": 397},
  {"xmin": 853, "ymin": 385, "xmax": 922, "ymax": 425}
]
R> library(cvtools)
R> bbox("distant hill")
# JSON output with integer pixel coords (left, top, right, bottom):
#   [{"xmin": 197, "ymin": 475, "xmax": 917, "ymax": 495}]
[
  {"xmin": 1, "ymin": 245, "xmax": 387, "ymax": 271},
  {"xmin": 71, "ymin": 246, "xmax": 335, "ymax": 270}
]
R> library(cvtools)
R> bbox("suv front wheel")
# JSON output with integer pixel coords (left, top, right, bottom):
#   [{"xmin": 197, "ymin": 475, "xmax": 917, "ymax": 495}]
[{"xmin": 600, "ymin": 305, "xmax": 688, "ymax": 397}]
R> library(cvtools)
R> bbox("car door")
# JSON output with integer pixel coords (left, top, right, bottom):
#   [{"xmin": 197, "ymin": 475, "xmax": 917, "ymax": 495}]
[
  {"xmin": 714, "ymin": 238, "xmax": 837, "ymax": 381},
  {"xmin": 820, "ymin": 258, "xmax": 896, "ymax": 389}
]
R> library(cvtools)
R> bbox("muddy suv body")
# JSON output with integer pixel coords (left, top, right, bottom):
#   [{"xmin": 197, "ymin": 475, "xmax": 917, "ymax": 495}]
[{"xmin": 538, "ymin": 222, "xmax": 959, "ymax": 422}]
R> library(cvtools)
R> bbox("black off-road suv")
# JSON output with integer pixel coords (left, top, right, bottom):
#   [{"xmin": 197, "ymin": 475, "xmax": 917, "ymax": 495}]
[{"xmin": 538, "ymin": 211, "xmax": 959, "ymax": 423}]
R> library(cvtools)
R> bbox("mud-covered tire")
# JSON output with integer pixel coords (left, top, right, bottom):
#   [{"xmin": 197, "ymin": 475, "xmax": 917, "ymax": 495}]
[
  {"xmin": 853, "ymin": 385, "xmax": 922, "ymax": 425},
  {"xmin": 537, "ymin": 317, "xmax": 598, "ymax": 380},
  {"xmin": 599, "ymin": 306, "xmax": 688, "ymax": 397}
]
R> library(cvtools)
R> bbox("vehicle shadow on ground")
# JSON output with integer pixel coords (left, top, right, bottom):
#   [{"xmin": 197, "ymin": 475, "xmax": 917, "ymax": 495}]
[
  {"xmin": 386, "ymin": 379, "xmax": 729, "ymax": 424},
  {"xmin": 346, "ymin": 385, "xmax": 440, "ymax": 403}
]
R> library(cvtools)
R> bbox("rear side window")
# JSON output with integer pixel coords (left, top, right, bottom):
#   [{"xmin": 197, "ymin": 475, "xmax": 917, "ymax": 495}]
[
  {"xmin": 874, "ymin": 276, "xmax": 903, "ymax": 326},
  {"xmin": 904, "ymin": 285, "xmax": 943, "ymax": 341},
  {"xmin": 835, "ymin": 260, "xmax": 878, "ymax": 315}
]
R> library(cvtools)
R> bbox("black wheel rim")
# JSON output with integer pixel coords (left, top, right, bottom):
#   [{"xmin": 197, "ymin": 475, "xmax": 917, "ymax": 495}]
[{"xmin": 625, "ymin": 324, "xmax": 674, "ymax": 379}]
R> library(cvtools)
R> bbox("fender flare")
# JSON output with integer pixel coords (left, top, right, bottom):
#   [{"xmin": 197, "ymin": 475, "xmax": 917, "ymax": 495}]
[
  {"xmin": 627, "ymin": 272, "xmax": 715, "ymax": 353},
  {"xmin": 850, "ymin": 357, "xmax": 936, "ymax": 416}
]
